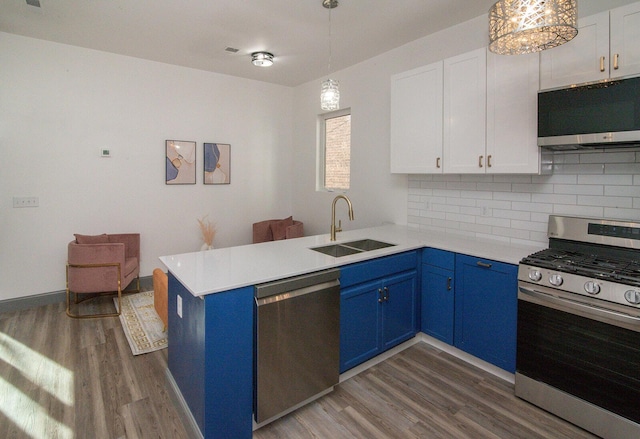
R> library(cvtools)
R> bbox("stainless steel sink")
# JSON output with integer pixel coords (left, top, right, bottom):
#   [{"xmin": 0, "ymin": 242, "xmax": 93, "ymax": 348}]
[
  {"xmin": 310, "ymin": 244, "xmax": 363, "ymax": 257},
  {"xmin": 310, "ymin": 239, "xmax": 395, "ymax": 257},
  {"xmin": 341, "ymin": 239, "xmax": 396, "ymax": 251}
]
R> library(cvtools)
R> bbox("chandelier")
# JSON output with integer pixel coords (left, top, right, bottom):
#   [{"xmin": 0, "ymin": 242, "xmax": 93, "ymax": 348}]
[
  {"xmin": 489, "ymin": 0, "xmax": 578, "ymax": 55},
  {"xmin": 321, "ymin": 0, "xmax": 340, "ymax": 111}
]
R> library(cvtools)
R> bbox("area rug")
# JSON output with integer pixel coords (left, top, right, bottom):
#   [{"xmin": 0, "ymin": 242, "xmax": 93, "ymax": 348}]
[{"xmin": 114, "ymin": 291, "xmax": 167, "ymax": 355}]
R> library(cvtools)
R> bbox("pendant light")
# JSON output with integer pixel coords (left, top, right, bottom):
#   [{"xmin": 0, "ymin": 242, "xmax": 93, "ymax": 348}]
[
  {"xmin": 321, "ymin": 0, "xmax": 340, "ymax": 111},
  {"xmin": 489, "ymin": 0, "xmax": 578, "ymax": 55}
]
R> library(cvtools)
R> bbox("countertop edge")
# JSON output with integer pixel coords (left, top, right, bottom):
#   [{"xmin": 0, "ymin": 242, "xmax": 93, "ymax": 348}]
[{"xmin": 160, "ymin": 225, "xmax": 544, "ymax": 297}]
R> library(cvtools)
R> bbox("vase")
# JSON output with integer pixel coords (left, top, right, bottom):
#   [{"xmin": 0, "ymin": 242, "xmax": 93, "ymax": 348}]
[{"xmin": 200, "ymin": 243, "xmax": 213, "ymax": 251}]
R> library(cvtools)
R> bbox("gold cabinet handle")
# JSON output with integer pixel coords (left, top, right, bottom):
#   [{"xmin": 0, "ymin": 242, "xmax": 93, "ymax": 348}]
[
  {"xmin": 478, "ymin": 155, "xmax": 483, "ymax": 168},
  {"xmin": 487, "ymin": 155, "xmax": 492, "ymax": 168},
  {"xmin": 614, "ymin": 53, "xmax": 619, "ymax": 70},
  {"xmin": 600, "ymin": 56, "xmax": 606, "ymax": 72},
  {"xmin": 436, "ymin": 157, "xmax": 441, "ymax": 169}
]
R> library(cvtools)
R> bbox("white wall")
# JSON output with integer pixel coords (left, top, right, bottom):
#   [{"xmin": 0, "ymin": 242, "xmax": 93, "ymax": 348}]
[{"xmin": 0, "ymin": 32, "xmax": 294, "ymax": 301}]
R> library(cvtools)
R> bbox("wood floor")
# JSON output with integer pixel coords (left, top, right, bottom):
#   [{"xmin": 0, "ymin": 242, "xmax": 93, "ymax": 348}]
[{"xmin": 1, "ymin": 298, "xmax": 599, "ymax": 439}]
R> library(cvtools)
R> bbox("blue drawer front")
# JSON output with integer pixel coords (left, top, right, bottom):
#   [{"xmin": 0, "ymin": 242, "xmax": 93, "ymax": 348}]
[
  {"xmin": 422, "ymin": 247, "xmax": 455, "ymax": 270},
  {"xmin": 340, "ymin": 251, "xmax": 418, "ymax": 289}
]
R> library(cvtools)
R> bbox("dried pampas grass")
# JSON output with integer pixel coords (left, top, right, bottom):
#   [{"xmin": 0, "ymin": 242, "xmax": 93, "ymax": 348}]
[{"xmin": 197, "ymin": 216, "xmax": 216, "ymax": 247}]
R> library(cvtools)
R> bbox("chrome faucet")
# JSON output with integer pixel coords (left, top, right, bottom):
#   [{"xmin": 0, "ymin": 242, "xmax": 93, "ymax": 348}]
[{"xmin": 330, "ymin": 195, "xmax": 354, "ymax": 241}]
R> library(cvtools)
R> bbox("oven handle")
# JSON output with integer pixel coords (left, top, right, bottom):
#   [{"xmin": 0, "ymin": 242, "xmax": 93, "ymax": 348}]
[{"xmin": 518, "ymin": 284, "xmax": 640, "ymax": 332}]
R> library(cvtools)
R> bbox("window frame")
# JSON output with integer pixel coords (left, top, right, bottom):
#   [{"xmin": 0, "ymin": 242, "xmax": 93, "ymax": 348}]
[{"xmin": 317, "ymin": 107, "xmax": 351, "ymax": 192}]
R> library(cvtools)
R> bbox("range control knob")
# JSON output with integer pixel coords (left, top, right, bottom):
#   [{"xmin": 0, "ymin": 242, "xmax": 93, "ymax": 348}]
[
  {"xmin": 528, "ymin": 270, "xmax": 542, "ymax": 282},
  {"xmin": 584, "ymin": 281, "xmax": 601, "ymax": 295},
  {"xmin": 549, "ymin": 274, "xmax": 563, "ymax": 287},
  {"xmin": 624, "ymin": 290, "xmax": 640, "ymax": 305}
]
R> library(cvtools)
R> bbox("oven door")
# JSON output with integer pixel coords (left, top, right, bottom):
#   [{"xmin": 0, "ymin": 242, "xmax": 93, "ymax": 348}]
[{"xmin": 516, "ymin": 282, "xmax": 640, "ymax": 438}]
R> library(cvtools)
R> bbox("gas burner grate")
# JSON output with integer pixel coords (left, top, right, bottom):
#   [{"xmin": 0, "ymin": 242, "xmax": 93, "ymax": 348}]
[{"xmin": 521, "ymin": 249, "xmax": 640, "ymax": 287}]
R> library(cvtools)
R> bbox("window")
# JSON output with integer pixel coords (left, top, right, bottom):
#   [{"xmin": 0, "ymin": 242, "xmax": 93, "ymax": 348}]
[{"xmin": 318, "ymin": 108, "xmax": 351, "ymax": 191}]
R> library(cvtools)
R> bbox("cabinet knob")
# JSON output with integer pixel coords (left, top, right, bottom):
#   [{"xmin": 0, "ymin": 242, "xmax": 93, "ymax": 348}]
[
  {"xmin": 378, "ymin": 288, "xmax": 384, "ymax": 303},
  {"xmin": 436, "ymin": 157, "xmax": 441, "ymax": 169},
  {"xmin": 614, "ymin": 53, "xmax": 619, "ymax": 70},
  {"xmin": 478, "ymin": 155, "xmax": 483, "ymax": 168},
  {"xmin": 447, "ymin": 277, "xmax": 452, "ymax": 291},
  {"xmin": 477, "ymin": 261, "xmax": 492, "ymax": 269},
  {"xmin": 600, "ymin": 56, "xmax": 606, "ymax": 72},
  {"xmin": 383, "ymin": 286, "xmax": 389, "ymax": 302},
  {"xmin": 487, "ymin": 155, "xmax": 492, "ymax": 168}
]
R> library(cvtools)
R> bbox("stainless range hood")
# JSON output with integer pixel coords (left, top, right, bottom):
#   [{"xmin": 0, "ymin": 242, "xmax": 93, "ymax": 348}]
[{"xmin": 538, "ymin": 76, "xmax": 640, "ymax": 151}]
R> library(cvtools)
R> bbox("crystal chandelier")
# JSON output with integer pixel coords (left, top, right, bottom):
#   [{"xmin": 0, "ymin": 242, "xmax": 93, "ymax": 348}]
[
  {"xmin": 489, "ymin": 0, "xmax": 578, "ymax": 55},
  {"xmin": 321, "ymin": 0, "xmax": 340, "ymax": 111}
]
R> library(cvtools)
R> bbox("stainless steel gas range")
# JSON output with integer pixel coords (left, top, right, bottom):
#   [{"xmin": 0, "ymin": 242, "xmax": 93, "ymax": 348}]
[{"xmin": 516, "ymin": 215, "xmax": 640, "ymax": 439}]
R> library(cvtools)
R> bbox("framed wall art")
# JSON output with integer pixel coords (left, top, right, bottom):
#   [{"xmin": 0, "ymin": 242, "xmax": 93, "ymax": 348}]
[
  {"xmin": 166, "ymin": 140, "xmax": 196, "ymax": 184},
  {"xmin": 204, "ymin": 143, "xmax": 230, "ymax": 185}
]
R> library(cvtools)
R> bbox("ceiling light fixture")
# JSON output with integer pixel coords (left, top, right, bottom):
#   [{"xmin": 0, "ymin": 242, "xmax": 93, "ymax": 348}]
[
  {"xmin": 321, "ymin": 0, "xmax": 339, "ymax": 111},
  {"xmin": 251, "ymin": 52, "xmax": 274, "ymax": 67},
  {"xmin": 489, "ymin": 0, "xmax": 578, "ymax": 55}
]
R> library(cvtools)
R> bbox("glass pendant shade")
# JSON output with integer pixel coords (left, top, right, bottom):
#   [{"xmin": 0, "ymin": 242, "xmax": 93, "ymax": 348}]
[
  {"xmin": 489, "ymin": 0, "xmax": 578, "ymax": 55},
  {"xmin": 321, "ymin": 79, "xmax": 340, "ymax": 111}
]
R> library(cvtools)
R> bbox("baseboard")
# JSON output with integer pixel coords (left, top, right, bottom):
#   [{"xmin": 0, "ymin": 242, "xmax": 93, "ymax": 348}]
[
  {"xmin": 164, "ymin": 368, "xmax": 204, "ymax": 439},
  {"xmin": 0, "ymin": 275, "xmax": 153, "ymax": 314}
]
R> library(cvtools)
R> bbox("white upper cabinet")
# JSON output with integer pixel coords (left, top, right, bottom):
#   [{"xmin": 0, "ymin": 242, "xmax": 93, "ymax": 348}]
[
  {"xmin": 486, "ymin": 50, "xmax": 541, "ymax": 174},
  {"xmin": 390, "ymin": 62, "xmax": 443, "ymax": 173},
  {"xmin": 540, "ymin": 2, "xmax": 640, "ymax": 90},
  {"xmin": 610, "ymin": 2, "xmax": 640, "ymax": 79},
  {"xmin": 443, "ymin": 48, "xmax": 487, "ymax": 174}
]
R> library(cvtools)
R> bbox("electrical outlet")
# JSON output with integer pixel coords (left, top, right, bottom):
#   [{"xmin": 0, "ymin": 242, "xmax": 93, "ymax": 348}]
[
  {"xmin": 13, "ymin": 197, "xmax": 39, "ymax": 208},
  {"xmin": 177, "ymin": 295, "xmax": 183, "ymax": 318}
]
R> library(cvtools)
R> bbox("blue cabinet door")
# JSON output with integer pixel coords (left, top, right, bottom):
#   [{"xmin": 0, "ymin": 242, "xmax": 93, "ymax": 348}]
[
  {"xmin": 421, "ymin": 264, "xmax": 454, "ymax": 344},
  {"xmin": 454, "ymin": 254, "xmax": 518, "ymax": 372},
  {"xmin": 340, "ymin": 279, "xmax": 382, "ymax": 372},
  {"xmin": 382, "ymin": 270, "xmax": 418, "ymax": 350}
]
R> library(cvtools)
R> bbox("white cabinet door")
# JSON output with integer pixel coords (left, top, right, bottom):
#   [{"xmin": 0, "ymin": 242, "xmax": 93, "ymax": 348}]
[
  {"xmin": 486, "ymin": 50, "xmax": 540, "ymax": 174},
  {"xmin": 390, "ymin": 62, "xmax": 443, "ymax": 173},
  {"xmin": 443, "ymin": 48, "xmax": 486, "ymax": 174},
  {"xmin": 610, "ymin": 2, "xmax": 640, "ymax": 78},
  {"xmin": 540, "ymin": 11, "xmax": 609, "ymax": 89}
]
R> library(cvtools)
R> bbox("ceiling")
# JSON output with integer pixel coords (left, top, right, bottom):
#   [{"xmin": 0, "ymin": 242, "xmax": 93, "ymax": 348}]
[{"xmin": 0, "ymin": 0, "xmax": 500, "ymax": 86}]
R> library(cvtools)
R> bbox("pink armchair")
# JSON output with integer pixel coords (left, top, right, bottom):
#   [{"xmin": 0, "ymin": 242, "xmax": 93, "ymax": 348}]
[
  {"xmin": 66, "ymin": 233, "xmax": 140, "ymax": 318},
  {"xmin": 252, "ymin": 217, "xmax": 304, "ymax": 243}
]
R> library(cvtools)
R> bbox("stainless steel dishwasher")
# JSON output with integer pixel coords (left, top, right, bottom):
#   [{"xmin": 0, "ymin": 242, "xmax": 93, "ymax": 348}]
[{"xmin": 254, "ymin": 269, "xmax": 340, "ymax": 424}]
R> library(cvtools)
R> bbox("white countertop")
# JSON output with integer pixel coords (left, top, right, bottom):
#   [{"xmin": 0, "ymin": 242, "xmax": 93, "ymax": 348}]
[{"xmin": 159, "ymin": 224, "xmax": 545, "ymax": 297}]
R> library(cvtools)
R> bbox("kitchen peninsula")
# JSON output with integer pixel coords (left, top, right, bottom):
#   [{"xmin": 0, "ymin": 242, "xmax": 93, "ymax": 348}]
[{"xmin": 160, "ymin": 224, "xmax": 542, "ymax": 439}]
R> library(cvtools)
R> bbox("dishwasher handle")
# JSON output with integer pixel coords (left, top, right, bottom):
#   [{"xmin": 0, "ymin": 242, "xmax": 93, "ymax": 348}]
[{"xmin": 255, "ymin": 278, "xmax": 340, "ymax": 306}]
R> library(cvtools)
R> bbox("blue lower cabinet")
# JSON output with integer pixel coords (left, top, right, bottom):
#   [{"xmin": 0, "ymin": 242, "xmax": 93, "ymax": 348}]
[
  {"xmin": 340, "ymin": 252, "xmax": 418, "ymax": 372},
  {"xmin": 454, "ymin": 254, "xmax": 518, "ymax": 373},
  {"xmin": 168, "ymin": 274, "xmax": 254, "ymax": 439},
  {"xmin": 421, "ymin": 263, "xmax": 455, "ymax": 344}
]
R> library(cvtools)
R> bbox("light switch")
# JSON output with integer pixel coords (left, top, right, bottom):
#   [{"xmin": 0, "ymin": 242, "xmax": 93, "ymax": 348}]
[
  {"xmin": 13, "ymin": 197, "xmax": 39, "ymax": 208},
  {"xmin": 101, "ymin": 148, "xmax": 111, "ymax": 157}
]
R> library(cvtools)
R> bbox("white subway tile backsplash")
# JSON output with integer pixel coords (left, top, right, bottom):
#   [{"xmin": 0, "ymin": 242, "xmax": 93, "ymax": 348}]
[
  {"xmin": 577, "ymin": 195, "xmax": 633, "ymax": 208},
  {"xmin": 553, "ymin": 205, "xmax": 604, "ymax": 217},
  {"xmin": 531, "ymin": 193, "xmax": 577, "ymax": 205},
  {"xmin": 604, "ymin": 208, "xmax": 640, "ymax": 221},
  {"xmin": 555, "ymin": 164, "xmax": 604, "ymax": 175},
  {"xmin": 605, "ymin": 185, "xmax": 640, "ymax": 197},
  {"xmin": 605, "ymin": 163, "xmax": 640, "ymax": 174},
  {"xmin": 407, "ymin": 154, "xmax": 640, "ymax": 245},
  {"xmin": 580, "ymin": 152, "xmax": 636, "ymax": 164},
  {"xmin": 577, "ymin": 174, "xmax": 633, "ymax": 185},
  {"xmin": 554, "ymin": 184, "xmax": 603, "ymax": 195}
]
